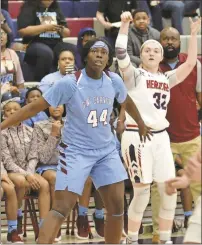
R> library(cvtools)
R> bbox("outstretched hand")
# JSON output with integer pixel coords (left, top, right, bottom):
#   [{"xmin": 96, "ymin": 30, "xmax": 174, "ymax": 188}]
[
  {"xmin": 120, "ymin": 11, "xmax": 133, "ymax": 23},
  {"xmin": 138, "ymin": 120, "xmax": 153, "ymax": 142},
  {"xmin": 165, "ymin": 174, "xmax": 190, "ymax": 195},
  {"xmin": 189, "ymin": 17, "xmax": 201, "ymax": 35}
]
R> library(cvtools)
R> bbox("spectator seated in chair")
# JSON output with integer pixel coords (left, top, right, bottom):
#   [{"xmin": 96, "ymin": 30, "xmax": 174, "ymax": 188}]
[
  {"xmin": 1, "ymin": 100, "xmax": 51, "ymax": 240},
  {"xmin": 29, "ymin": 105, "xmax": 65, "ymax": 242},
  {"xmin": 23, "ymin": 87, "xmax": 48, "ymax": 127}
]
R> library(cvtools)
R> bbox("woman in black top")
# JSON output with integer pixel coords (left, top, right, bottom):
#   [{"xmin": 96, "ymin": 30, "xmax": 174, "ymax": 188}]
[{"xmin": 18, "ymin": 0, "xmax": 71, "ymax": 81}]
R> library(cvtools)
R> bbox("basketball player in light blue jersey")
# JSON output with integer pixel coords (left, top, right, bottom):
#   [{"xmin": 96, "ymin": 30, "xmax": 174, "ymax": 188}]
[{"xmin": 1, "ymin": 38, "xmax": 152, "ymax": 244}]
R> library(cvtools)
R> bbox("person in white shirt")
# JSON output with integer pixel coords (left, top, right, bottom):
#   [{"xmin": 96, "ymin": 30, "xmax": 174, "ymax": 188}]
[{"xmin": 115, "ymin": 11, "xmax": 201, "ymax": 244}]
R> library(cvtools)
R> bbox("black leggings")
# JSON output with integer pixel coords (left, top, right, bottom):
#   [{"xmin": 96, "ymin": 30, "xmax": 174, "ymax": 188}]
[{"xmin": 24, "ymin": 41, "xmax": 76, "ymax": 81}]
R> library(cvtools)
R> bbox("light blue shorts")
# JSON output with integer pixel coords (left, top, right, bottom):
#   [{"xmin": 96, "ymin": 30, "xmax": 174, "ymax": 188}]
[{"xmin": 55, "ymin": 140, "xmax": 128, "ymax": 195}]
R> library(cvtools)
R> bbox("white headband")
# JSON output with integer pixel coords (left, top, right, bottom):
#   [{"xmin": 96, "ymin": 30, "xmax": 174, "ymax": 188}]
[
  {"xmin": 140, "ymin": 39, "xmax": 164, "ymax": 56},
  {"xmin": 90, "ymin": 41, "xmax": 109, "ymax": 53}
]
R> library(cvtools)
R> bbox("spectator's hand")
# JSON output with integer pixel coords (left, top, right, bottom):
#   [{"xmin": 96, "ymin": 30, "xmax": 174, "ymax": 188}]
[
  {"xmin": 43, "ymin": 24, "xmax": 63, "ymax": 32},
  {"xmin": 10, "ymin": 86, "xmax": 19, "ymax": 94},
  {"xmin": 26, "ymin": 174, "xmax": 40, "ymax": 190},
  {"xmin": 51, "ymin": 120, "xmax": 62, "ymax": 137},
  {"xmin": 57, "ymin": 25, "xmax": 65, "ymax": 35},
  {"xmin": 166, "ymin": 175, "xmax": 190, "ymax": 193},
  {"xmin": 1, "ymin": 174, "xmax": 14, "ymax": 186},
  {"xmin": 104, "ymin": 22, "xmax": 112, "ymax": 30},
  {"xmin": 189, "ymin": 17, "xmax": 201, "ymax": 36},
  {"xmin": 165, "ymin": 181, "xmax": 177, "ymax": 196},
  {"xmin": 137, "ymin": 120, "xmax": 153, "ymax": 142},
  {"xmin": 120, "ymin": 12, "xmax": 133, "ymax": 23}
]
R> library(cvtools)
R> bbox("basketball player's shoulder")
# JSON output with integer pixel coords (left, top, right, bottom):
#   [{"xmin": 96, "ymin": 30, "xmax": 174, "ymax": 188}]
[
  {"xmin": 58, "ymin": 73, "xmax": 78, "ymax": 91},
  {"xmin": 105, "ymin": 70, "xmax": 123, "ymax": 82},
  {"xmin": 105, "ymin": 71, "xmax": 126, "ymax": 91}
]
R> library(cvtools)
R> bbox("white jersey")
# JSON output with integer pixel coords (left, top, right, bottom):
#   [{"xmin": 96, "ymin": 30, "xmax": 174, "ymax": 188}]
[
  {"xmin": 125, "ymin": 67, "xmax": 177, "ymax": 130},
  {"xmin": 115, "ymin": 32, "xmax": 179, "ymax": 131}
]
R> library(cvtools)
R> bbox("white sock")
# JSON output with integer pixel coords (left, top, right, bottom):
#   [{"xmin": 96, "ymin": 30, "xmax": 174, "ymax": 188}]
[{"xmin": 128, "ymin": 231, "xmax": 138, "ymax": 242}]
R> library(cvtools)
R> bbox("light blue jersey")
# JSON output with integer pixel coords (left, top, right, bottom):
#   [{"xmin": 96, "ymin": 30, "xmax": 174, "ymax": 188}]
[
  {"xmin": 43, "ymin": 68, "xmax": 127, "ymax": 150},
  {"xmin": 39, "ymin": 71, "xmax": 64, "ymax": 93}
]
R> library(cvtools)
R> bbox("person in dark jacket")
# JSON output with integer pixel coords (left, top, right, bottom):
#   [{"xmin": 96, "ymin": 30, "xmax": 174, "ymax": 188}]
[{"xmin": 127, "ymin": 9, "xmax": 160, "ymax": 67}]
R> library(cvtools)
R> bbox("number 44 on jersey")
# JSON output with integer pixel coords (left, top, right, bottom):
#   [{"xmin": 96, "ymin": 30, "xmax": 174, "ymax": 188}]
[{"xmin": 87, "ymin": 109, "xmax": 108, "ymax": 127}]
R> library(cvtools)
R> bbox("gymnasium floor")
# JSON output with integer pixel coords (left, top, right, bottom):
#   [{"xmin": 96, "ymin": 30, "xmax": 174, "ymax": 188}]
[{"xmin": 1, "ymin": 228, "xmax": 184, "ymax": 244}]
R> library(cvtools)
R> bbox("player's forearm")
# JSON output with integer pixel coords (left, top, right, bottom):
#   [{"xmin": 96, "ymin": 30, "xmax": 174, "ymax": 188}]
[
  {"xmin": 119, "ymin": 21, "xmax": 130, "ymax": 36},
  {"xmin": 118, "ymin": 104, "xmax": 126, "ymax": 122},
  {"xmin": 59, "ymin": 27, "xmax": 70, "ymax": 37},
  {"xmin": 125, "ymin": 95, "xmax": 144, "ymax": 125},
  {"xmin": 18, "ymin": 25, "xmax": 46, "ymax": 37},
  {"xmin": 186, "ymin": 33, "xmax": 198, "ymax": 67},
  {"xmin": 1, "ymin": 98, "xmax": 49, "ymax": 130}
]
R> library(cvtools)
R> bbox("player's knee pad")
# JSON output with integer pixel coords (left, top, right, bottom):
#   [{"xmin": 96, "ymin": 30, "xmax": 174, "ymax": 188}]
[
  {"xmin": 128, "ymin": 185, "xmax": 150, "ymax": 221},
  {"xmin": 157, "ymin": 183, "xmax": 177, "ymax": 220}
]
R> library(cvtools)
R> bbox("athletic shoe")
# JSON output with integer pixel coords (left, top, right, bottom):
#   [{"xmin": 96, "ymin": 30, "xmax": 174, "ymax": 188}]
[
  {"xmin": 93, "ymin": 213, "xmax": 104, "ymax": 238},
  {"xmin": 184, "ymin": 216, "xmax": 190, "ymax": 229},
  {"xmin": 76, "ymin": 215, "xmax": 89, "ymax": 239},
  {"xmin": 54, "ymin": 229, "xmax": 62, "ymax": 242},
  {"xmin": 122, "ymin": 237, "xmax": 138, "ymax": 244},
  {"xmin": 7, "ymin": 230, "xmax": 23, "ymax": 243},
  {"xmin": 17, "ymin": 216, "xmax": 23, "ymax": 235}
]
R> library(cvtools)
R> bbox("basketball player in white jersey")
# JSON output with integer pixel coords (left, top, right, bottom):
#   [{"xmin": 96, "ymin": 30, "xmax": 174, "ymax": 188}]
[
  {"xmin": 166, "ymin": 150, "xmax": 201, "ymax": 244},
  {"xmin": 115, "ymin": 11, "xmax": 201, "ymax": 244}
]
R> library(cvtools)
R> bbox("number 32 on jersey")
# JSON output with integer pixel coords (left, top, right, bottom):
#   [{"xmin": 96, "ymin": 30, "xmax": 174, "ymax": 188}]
[{"xmin": 87, "ymin": 109, "xmax": 108, "ymax": 127}]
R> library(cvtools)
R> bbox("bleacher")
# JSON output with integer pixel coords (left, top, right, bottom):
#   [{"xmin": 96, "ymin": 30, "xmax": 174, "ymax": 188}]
[{"xmin": 8, "ymin": 0, "xmax": 199, "ymax": 39}]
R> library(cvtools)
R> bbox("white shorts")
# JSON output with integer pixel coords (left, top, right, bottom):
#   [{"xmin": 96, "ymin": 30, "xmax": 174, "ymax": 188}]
[
  {"xmin": 121, "ymin": 128, "xmax": 175, "ymax": 184},
  {"xmin": 184, "ymin": 196, "xmax": 201, "ymax": 243}
]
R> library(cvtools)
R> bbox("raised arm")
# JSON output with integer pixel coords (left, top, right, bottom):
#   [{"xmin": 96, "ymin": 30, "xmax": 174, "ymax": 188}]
[
  {"xmin": 115, "ymin": 12, "xmax": 137, "ymax": 90},
  {"xmin": 169, "ymin": 18, "xmax": 201, "ymax": 88}
]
